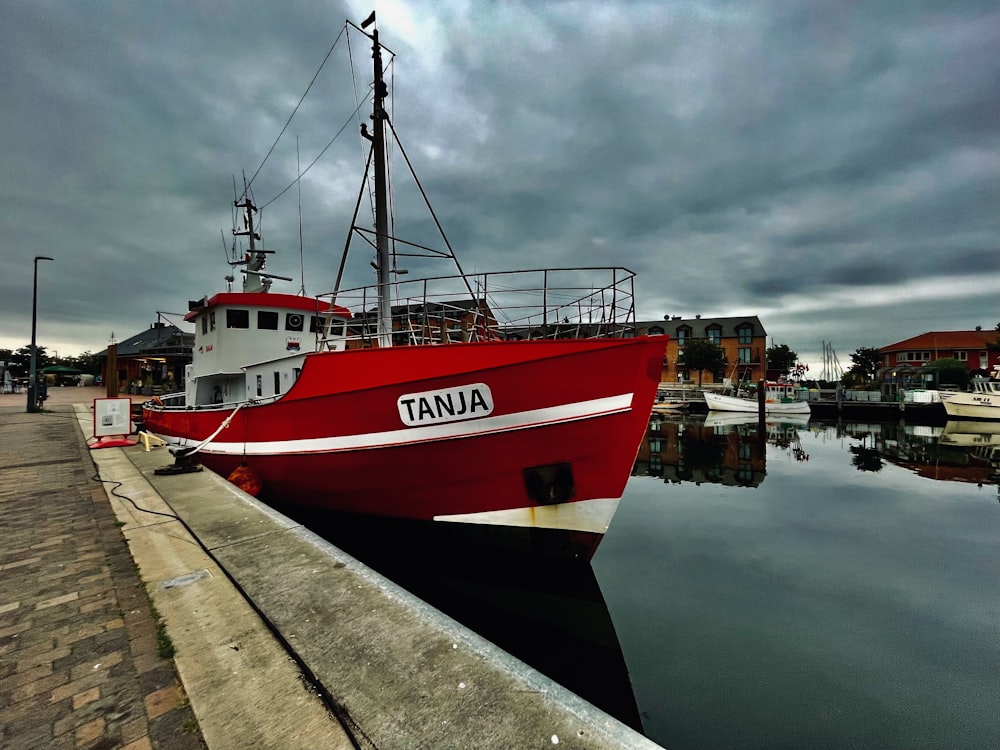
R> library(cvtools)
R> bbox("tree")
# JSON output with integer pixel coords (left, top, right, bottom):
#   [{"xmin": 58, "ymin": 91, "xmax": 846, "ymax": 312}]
[
  {"xmin": 9, "ymin": 345, "xmax": 50, "ymax": 373},
  {"xmin": 846, "ymin": 346, "xmax": 881, "ymax": 387},
  {"xmin": 766, "ymin": 344, "xmax": 798, "ymax": 373},
  {"xmin": 681, "ymin": 338, "xmax": 727, "ymax": 387},
  {"xmin": 922, "ymin": 357, "xmax": 970, "ymax": 390}
]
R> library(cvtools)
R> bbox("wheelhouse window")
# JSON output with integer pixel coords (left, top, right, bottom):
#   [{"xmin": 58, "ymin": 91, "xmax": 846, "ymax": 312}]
[
  {"xmin": 227, "ymin": 309, "xmax": 250, "ymax": 329},
  {"xmin": 201, "ymin": 316, "xmax": 208, "ymax": 334},
  {"xmin": 255, "ymin": 374, "xmax": 263, "ymax": 397},
  {"xmin": 210, "ymin": 311, "xmax": 216, "ymax": 331},
  {"xmin": 285, "ymin": 313, "xmax": 305, "ymax": 332},
  {"xmin": 273, "ymin": 371, "xmax": 281, "ymax": 395},
  {"xmin": 309, "ymin": 315, "xmax": 323, "ymax": 334},
  {"xmin": 258, "ymin": 311, "xmax": 279, "ymax": 330}
]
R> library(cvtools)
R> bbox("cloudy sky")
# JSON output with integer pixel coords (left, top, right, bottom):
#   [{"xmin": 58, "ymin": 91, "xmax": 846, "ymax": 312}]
[{"xmin": 3, "ymin": 0, "xmax": 998, "ymax": 371}]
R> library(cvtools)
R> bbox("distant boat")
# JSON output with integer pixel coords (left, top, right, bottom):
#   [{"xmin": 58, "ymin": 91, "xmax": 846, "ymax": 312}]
[
  {"xmin": 142, "ymin": 14, "xmax": 666, "ymax": 560},
  {"xmin": 942, "ymin": 365, "xmax": 1000, "ymax": 421},
  {"xmin": 704, "ymin": 381, "xmax": 810, "ymax": 414}
]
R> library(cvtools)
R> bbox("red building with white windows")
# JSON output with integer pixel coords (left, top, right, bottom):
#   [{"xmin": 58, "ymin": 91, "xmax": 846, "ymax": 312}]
[{"xmin": 878, "ymin": 329, "xmax": 1000, "ymax": 396}]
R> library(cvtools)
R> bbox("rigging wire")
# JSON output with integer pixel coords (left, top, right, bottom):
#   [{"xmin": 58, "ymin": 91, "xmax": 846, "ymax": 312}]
[
  {"xmin": 258, "ymin": 93, "xmax": 371, "ymax": 210},
  {"xmin": 241, "ymin": 24, "xmax": 347, "ymax": 201}
]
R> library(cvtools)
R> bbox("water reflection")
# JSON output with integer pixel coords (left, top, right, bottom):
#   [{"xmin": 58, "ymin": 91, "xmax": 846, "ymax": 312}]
[
  {"xmin": 271, "ymin": 416, "xmax": 1000, "ymax": 750},
  {"xmin": 636, "ymin": 413, "xmax": 1000, "ymax": 489},
  {"xmin": 272, "ymin": 507, "xmax": 643, "ymax": 731},
  {"xmin": 634, "ymin": 413, "xmax": 812, "ymax": 487},
  {"xmin": 837, "ymin": 420, "xmax": 1000, "ymax": 486},
  {"xmin": 598, "ymin": 418, "xmax": 1000, "ymax": 749}
]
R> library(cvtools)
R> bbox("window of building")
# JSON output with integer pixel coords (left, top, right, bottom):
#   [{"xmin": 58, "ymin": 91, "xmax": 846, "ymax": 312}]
[
  {"xmin": 648, "ymin": 326, "xmax": 665, "ymax": 336},
  {"xmin": 227, "ymin": 309, "xmax": 250, "ymax": 329},
  {"xmin": 955, "ymin": 351, "xmax": 967, "ymax": 361},
  {"xmin": 737, "ymin": 326, "xmax": 753, "ymax": 344},
  {"xmin": 285, "ymin": 313, "xmax": 305, "ymax": 332},
  {"xmin": 738, "ymin": 347, "xmax": 751, "ymax": 363},
  {"xmin": 648, "ymin": 438, "xmax": 663, "ymax": 453},
  {"xmin": 258, "ymin": 311, "xmax": 279, "ymax": 330},
  {"xmin": 676, "ymin": 327, "xmax": 690, "ymax": 344},
  {"xmin": 707, "ymin": 328, "xmax": 722, "ymax": 345}
]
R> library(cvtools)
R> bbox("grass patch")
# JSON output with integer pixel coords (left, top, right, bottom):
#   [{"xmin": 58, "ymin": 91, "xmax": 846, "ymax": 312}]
[{"xmin": 156, "ymin": 620, "xmax": 175, "ymax": 659}]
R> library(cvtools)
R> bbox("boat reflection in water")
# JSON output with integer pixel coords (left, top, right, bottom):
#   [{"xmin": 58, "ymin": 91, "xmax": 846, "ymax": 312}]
[
  {"xmin": 638, "ymin": 413, "xmax": 1000, "ymax": 489},
  {"xmin": 836, "ymin": 420, "xmax": 1000, "ymax": 486},
  {"xmin": 270, "ymin": 505, "xmax": 644, "ymax": 732},
  {"xmin": 633, "ymin": 412, "xmax": 811, "ymax": 487}
]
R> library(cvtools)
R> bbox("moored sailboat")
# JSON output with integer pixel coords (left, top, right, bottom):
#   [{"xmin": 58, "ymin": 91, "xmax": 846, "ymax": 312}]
[{"xmin": 142, "ymin": 14, "xmax": 666, "ymax": 560}]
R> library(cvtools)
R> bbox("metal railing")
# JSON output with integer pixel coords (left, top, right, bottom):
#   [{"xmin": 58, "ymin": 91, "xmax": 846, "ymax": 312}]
[{"xmin": 318, "ymin": 267, "xmax": 638, "ymax": 348}]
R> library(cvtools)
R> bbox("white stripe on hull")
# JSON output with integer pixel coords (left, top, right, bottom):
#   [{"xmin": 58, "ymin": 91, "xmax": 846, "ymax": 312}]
[
  {"xmin": 161, "ymin": 392, "xmax": 634, "ymax": 456},
  {"xmin": 434, "ymin": 497, "xmax": 621, "ymax": 535}
]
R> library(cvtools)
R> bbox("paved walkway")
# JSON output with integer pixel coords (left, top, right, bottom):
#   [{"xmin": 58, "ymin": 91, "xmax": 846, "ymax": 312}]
[{"xmin": 0, "ymin": 398, "xmax": 205, "ymax": 749}]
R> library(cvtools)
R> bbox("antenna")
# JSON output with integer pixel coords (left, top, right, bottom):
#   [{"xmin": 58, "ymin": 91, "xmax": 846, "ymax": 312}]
[{"xmin": 297, "ymin": 136, "xmax": 306, "ymax": 295}]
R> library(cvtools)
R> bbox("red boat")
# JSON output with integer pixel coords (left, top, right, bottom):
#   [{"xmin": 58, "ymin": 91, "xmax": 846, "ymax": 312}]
[{"xmin": 143, "ymin": 15, "xmax": 666, "ymax": 559}]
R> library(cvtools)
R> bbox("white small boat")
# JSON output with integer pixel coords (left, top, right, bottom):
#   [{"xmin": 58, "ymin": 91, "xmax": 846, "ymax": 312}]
[
  {"xmin": 942, "ymin": 366, "xmax": 1000, "ymax": 420},
  {"xmin": 704, "ymin": 381, "xmax": 810, "ymax": 414}
]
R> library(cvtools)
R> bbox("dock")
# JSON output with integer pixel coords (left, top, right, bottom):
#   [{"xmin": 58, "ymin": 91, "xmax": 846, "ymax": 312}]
[
  {"xmin": 656, "ymin": 383, "xmax": 948, "ymax": 424},
  {"xmin": 0, "ymin": 388, "xmax": 662, "ymax": 750}
]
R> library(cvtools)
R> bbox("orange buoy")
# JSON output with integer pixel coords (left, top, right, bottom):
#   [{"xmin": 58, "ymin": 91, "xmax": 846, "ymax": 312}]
[{"xmin": 227, "ymin": 464, "xmax": 263, "ymax": 497}]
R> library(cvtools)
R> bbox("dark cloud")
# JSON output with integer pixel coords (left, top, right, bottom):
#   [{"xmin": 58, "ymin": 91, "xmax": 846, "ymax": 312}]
[{"xmin": 1, "ymin": 1, "xmax": 997, "ymax": 366}]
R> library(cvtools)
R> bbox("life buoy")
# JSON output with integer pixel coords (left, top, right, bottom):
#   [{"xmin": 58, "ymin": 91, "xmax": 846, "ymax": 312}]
[{"xmin": 228, "ymin": 464, "xmax": 263, "ymax": 497}]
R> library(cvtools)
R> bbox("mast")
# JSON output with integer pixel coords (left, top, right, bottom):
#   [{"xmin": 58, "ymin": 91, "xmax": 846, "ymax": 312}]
[{"xmin": 366, "ymin": 13, "xmax": 393, "ymax": 347}]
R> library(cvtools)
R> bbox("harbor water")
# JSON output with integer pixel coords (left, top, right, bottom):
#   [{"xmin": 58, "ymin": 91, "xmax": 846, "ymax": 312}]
[{"xmin": 282, "ymin": 414, "xmax": 1000, "ymax": 749}]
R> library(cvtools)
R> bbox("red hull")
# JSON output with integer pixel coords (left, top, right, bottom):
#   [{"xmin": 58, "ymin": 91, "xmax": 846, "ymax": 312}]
[{"xmin": 144, "ymin": 337, "xmax": 664, "ymax": 548}]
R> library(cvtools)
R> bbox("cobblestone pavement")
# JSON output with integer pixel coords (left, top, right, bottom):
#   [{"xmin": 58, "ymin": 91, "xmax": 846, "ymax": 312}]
[{"xmin": 0, "ymin": 403, "xmax": 205, "ymax": 750}]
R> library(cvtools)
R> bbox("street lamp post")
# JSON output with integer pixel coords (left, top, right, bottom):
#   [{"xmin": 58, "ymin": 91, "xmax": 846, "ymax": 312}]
[{"xmin": 27, "ymin": 256, "xmax": 54, "ymax": 413}]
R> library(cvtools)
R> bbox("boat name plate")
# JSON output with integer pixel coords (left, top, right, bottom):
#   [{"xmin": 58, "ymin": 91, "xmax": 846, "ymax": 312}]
[{"xmin": 397, "ymin": 383, "xmax": 494, "ymax": 426}]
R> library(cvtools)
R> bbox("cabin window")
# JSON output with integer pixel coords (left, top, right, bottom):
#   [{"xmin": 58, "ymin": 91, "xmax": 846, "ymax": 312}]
[
  {"xmin": 707, "ymin": 328, "xmax": 721, "ymax": 345},
  {"xmin": 210, "ymin": 311, "xmax": 216, "ymax": 331},
  {"xmin": 255, "ymin": 374, "xmax": 262, "ymax": 397},
  {"xmin": 273, "ymin": 371, "xmax": 280, "ymax": 395},
  {"xmin": 737, "ymin": 326, "xmax": 753, "ymax": 344},
  {"xmin": 309, "ymin": 315, "xmax": 322, "ymax": 333},
  {"xmin": 258, "ymin": 311, "xmax": 279, "ymax": 330},
  {"xmin": 227, "ymin": 309, "xmax": 250, "ymax": 329},
  {"xmin": 285, "ymin": 313, "xmax": 304, "ymax": 332}
]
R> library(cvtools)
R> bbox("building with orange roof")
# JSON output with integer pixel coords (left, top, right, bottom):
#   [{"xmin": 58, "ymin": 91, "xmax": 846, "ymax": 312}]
[{"xmin": 878, "ymin": 328, "xmax": 1000, "ymax": 396}]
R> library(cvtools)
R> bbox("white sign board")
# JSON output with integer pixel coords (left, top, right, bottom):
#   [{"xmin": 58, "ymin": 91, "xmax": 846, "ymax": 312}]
[{"xmin": 93, "ymin": 397, "xmax": 133, "ymax": 438}]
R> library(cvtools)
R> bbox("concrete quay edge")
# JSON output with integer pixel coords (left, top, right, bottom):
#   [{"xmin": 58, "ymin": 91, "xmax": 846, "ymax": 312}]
[{"xmin": 74, "ymin": 404, "xmax": 663, "ymax": 750}]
